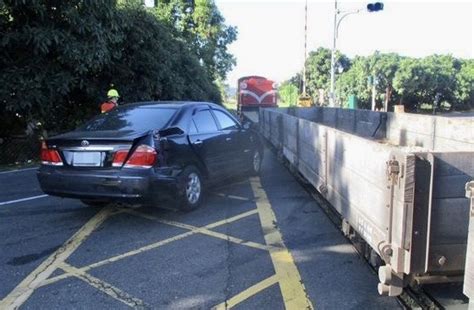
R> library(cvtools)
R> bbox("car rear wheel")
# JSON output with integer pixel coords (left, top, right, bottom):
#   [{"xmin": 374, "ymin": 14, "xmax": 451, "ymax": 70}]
[
  {"xmin": 178, "ymin": 166, "xmax": 203, "ymax": 211},
  {"xmin": 249, "ymin": 149, "xmax": 262, "ymax": 176}
]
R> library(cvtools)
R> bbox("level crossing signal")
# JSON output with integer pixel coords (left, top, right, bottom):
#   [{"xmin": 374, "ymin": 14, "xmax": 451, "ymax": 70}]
[{"xmin": 367, "ymin": 2, "xmax": 384, "ymax": 12}]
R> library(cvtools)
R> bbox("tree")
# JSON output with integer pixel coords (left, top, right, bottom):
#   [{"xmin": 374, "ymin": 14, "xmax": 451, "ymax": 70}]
[
  {"xmin": 305, "ymin": 47, "xmax": 350, "ymax": 102},
  {"xmin": 105, "ymin": 1, "xmax": 221, "ymax": 103},
  {"xmin": 306, "ymin": 47, "xmax": 351, "ymax": 97},
  {"xmin": 370, "ymin": 52, "xmax": 401, "ymax": 109},
  {"xmin": 286, "ymin": 47, "xmax": 469, "ymax": 112},
  {"xmin": 336, "ymin": 56, "xmax": 371, "ymax": 109},
  {"xmin": 0, "ymin": 0, "xmax": 123, "ymax": 132},
  {"xmin": 278, "ymin": 82, "xmax": 299, "ymax": 107},
  {"xmin": 0, "ymin": 0, "xmax": 223, "ymax": 136},
  {"xmin": 152, "ymin": 0, "xmax": 237, "ymax": 80},
  {"xmin": 392, "ymin": 58, "xmax": 423, "ymax": 110},
  {"xmin": 336, "ymin": 52, "xmax": 401, "ymax": 110},
  {"xmin": 286, "ymin": 47, "xmax": 350, "ymax": 104},
  {"xmin": 454, "ymin": 59, "xmax": 474, "ymax": 110},
  {"xmin": 393, "ymin": 55, "xmax": 460, "ymax": 111},
  {"xmin": 419, "ymin": 55, "xmax": 459, "ymax": 106}
]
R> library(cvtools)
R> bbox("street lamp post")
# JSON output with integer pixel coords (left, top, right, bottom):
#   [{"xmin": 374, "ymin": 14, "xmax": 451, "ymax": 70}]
[{"xmin": 329, "ymin": 1, "xmax": 384, "ymax": 107}]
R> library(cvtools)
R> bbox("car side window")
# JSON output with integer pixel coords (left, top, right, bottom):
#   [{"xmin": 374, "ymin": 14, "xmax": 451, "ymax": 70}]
[
  {"xmin": 193, "ymin": 110, "xmax": 218, "ymax": 133},
  {"xmin": 189, "ymin": 119, "xmax": 198, "ymax": 134},
  {"xmin": 213, "ymin": 110, "xmax": 239, "ymax": 130}
]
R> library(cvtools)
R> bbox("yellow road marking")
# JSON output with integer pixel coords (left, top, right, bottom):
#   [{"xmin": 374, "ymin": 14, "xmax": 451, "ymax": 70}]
[
  {"xmin": 40, "ymin": 209, "xmax": 258, "ymax": 287},
  {"xmin": 212, "ymin": 275, "xmax": 279, "ymax": 310},
  {"xmin": 60, "ymin": 263, "xmax": 149, "ymax": 309},
  {"xmin": 212, "ymin": 193, "xmax": 254, "ymax": 202},
  {"xmin": 214, "ymin": 179, "xmax": 249, "ymax": 189},
  {"xmin": 250, "ymin": 177, "xmax": 313, "ymax": 310},
  {"xmin": 205, "ymin": 210, "xmax": 258, "ymax": 229},
  {"xmin": 0, "ymin": 206, "xmax": 115, "ymax": 309},
  {"xmin": 40, "ymin": 230, "xmax": 196, "ymax": 288},
  {"xmin": 128, "ymin": 210, "xmax": 270, "ymax": 251}
]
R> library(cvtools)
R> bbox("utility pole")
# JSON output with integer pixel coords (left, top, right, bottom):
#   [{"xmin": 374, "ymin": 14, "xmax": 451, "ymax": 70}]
[
  {"xmin": 302, "ymin": 0, "xmax": 308, "ymax": 96},
  {"xmin": 298, "ymin": 0, "xmax": 313, "ymax": 107},
  {"xmin": 329, "ymin": 0, "xmax": 338, "ymax": 107},
  {"xmin": 371, "ymin": 75, "xmax": 377, "ymax": 111}
]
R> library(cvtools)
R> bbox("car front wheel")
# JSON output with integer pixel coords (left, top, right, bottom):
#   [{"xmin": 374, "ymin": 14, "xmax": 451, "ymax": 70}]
[
  {"xmin": 249, "ymin": 149, "xmax": 262, "ymax": 176},
  {"xmin": 178, "ymin": 166, "xmax": 203, "ymax": 211}
]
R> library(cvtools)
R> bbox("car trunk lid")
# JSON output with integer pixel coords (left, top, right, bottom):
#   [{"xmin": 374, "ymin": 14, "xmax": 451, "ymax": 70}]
[{"xmin": 46, "ymin": 130, "xmax": 151, "ymax": 168}]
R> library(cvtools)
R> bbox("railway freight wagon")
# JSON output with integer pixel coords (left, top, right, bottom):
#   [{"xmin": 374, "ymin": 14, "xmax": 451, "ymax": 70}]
[
  {"xmin": 260, "ymin": 107, "xmax": 474, "ymax": 296},
  {"xmin": 465, "ymin": 181, "xmax": 474, "ymax": 305}
]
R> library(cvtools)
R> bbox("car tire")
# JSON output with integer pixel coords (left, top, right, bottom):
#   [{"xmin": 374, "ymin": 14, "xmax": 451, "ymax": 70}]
[
  {"xmin": 80, "ymin": 199, "xmax": 108, "ymax": 207},
  {"xmin": 178, "ymin": 165, "xmax": 203, "ymax": 211},
  {"xmin": 249, "ymin": 149, "xmax": 262, "ymax": 176}
]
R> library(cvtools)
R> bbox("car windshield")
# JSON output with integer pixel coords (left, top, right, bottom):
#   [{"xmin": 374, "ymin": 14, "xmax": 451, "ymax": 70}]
[{"xmin": 78, "ymin": 106, "xmax": 177, "ymax": 132}]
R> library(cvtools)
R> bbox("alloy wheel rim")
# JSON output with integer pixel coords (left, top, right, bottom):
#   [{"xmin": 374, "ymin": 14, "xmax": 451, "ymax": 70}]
[
  {"xmin": 186, "ymin": 172, "xmax": 201, "ymax": 204},
  {"xmin": 253, "ymin": 151, "xmax": 261, "ymax": 172}
]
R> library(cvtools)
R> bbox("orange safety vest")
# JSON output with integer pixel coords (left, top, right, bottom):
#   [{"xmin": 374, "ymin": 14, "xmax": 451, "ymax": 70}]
[{"xmin": 100, "ymin": 101, "xmax": 117, "ymax": 113}]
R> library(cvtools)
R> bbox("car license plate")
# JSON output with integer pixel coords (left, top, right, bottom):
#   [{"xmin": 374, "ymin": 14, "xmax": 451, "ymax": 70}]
[{"xmin": 72, "ymin": 152, "xmax": 102, "ymax": 167}]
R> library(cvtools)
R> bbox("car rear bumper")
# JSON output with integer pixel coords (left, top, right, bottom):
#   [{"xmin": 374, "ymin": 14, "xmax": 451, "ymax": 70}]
[{"xmin": 37, "ymin": 166, "xmax": 179, "ymax": 203}]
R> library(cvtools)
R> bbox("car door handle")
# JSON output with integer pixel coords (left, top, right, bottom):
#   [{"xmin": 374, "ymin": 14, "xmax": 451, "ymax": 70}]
[
  {"xmin": 193, "ymin": 140, "xmax": 203, "ymax": 145},
  {"xmin": 226, "ymin": 137, "xmax": 232, "ymax": 141}
]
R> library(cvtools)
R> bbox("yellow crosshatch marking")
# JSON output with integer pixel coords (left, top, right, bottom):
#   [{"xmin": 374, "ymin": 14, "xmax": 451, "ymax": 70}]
[
  {"xmin": 127, "ymin": 209, "xmax": 271, "ymax": 251},
  {"xmin": 0, "ymin": 206, "xmax": 116, "ymax": 310},
  {"xmin": 212, "ymin": 275, "xmax": 279, "ymax": 310},
  {"xmin": 212, "ymin": 192, "xmax": 255, "ymax": 202},
  {"xmin": 60, "ymin": 263, "xmax": 149, "ymax": 309},
  {"xmin": 40, "ymin": 209, "xmax": 260, "ymax": 288},
  {"xmin": 1, "ymin": 177, "xmax": 314, "ymax": 310},
  {"xmin": 250, "ymin": 177, "xmax": 314, "ymax": 310}
]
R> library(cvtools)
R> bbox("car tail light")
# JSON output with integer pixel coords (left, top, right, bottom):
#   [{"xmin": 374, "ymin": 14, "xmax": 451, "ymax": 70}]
[
  {"xmin": 112, "ymin": 149, "xmax": 129, "ymax": 167},
  {"xmin": 113, "ymin": 145, "xmax": 157, "ymax": 168},
  {"xmin": 40, "ymin": 141, "xmax": 63, "ymax": 166}
]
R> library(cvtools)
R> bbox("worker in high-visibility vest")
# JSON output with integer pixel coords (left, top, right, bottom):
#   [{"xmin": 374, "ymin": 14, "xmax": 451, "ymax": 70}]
[{"xmin": 100, "ymin": 89, "xmax": 120, "ymax": 113}]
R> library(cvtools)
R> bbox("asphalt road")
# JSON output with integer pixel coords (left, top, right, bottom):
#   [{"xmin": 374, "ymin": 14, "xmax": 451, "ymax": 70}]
[{"xmin": 0, "ymin": 148, "xmax": 401, "ymax": 309}]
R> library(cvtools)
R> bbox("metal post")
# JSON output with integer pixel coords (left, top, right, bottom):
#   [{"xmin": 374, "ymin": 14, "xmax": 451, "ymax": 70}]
[
  {"xmin": 371, "ymin": 76, "xmax": 377, "ymax": 111},
  {"xmin": 329, "ymin": 0, "xmax": 338, "ymax": 107},
  {"xmin": 303, "ymin": 0, "xmax": 308, "ymax": 95},
  {"xmin": 329, "ymin": 2, "xmax": 381, "ymax": 108}
]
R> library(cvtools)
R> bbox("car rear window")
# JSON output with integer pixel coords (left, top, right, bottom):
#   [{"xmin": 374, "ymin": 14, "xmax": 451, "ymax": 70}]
[{"xmin": 79, "ymin": 107, "xmax": 177, "ymax": 132}]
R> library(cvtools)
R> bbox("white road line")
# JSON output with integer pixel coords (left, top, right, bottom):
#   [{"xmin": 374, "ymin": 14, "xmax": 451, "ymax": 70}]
[
  {"xmin": 0, "ymin": 167, "xmax": 38, "ymax": 175},
  {"xmin": 0, "ymin": 194, "xmax": 48, "ymax": 206}
]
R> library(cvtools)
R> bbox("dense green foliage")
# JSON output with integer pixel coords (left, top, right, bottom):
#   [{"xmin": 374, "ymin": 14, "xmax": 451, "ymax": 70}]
[
  {"xmin": 454, "ymin": 60, "xmax": 474, "ymax": 110},
  {"xmin": 152, "ymin": 0, "xmax": 237, "ymax": 81},
  {"xmin": 284, "ymin": 48, "xmax": 473, "ymax": 111},
  {"xmin": 0, "ymin": 0, "xmax": 235, "ymax": 136},
  {"xmin": 305, "ymin": 47, "xmax": 350, "ymax": 100},
  {"xmin": 278, "ymin": 81, "xmax": 299, "ymax": 107}
]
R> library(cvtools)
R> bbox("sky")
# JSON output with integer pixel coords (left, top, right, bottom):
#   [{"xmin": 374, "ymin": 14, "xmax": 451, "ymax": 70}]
[{"xmin": 215, "ymin": 0, "xmax": 473, "ymax": 87}]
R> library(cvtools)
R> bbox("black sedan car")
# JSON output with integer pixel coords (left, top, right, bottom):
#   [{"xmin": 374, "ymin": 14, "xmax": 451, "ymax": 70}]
[{"xmin": 37, "ymin": 101, "xmax": 263, "ymax": 210}]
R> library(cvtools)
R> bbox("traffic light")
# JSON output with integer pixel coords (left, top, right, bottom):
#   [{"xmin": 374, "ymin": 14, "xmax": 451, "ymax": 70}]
[{"xmin": 367, "ymin": 2, "xmax": 384, "ymax": 12}]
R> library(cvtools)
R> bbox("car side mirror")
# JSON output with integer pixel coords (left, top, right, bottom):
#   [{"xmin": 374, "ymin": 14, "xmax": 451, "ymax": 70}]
[{"xmin": 242, "ymin": 121, "xmax": 251, "ymax": 130}]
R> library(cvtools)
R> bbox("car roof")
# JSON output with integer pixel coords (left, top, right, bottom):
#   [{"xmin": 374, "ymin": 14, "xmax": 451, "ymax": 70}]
[{"xmin": 122, "ymin": 101, "xmax": 222, "ymax": 110}]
